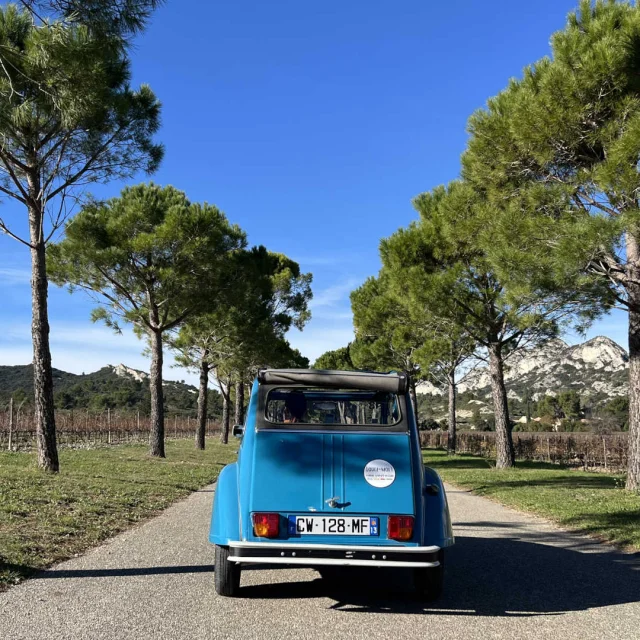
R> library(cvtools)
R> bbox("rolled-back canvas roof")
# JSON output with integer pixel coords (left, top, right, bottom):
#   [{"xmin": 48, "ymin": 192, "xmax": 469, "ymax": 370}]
[{"xmin": 257, "ymin": 369, "xmax": 408, "ymax": 394}]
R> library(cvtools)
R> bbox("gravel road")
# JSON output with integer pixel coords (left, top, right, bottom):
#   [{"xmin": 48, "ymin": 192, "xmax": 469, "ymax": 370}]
[{"xmin": 1, "ymin": 483, "xmax": 639, "ymax": 640}]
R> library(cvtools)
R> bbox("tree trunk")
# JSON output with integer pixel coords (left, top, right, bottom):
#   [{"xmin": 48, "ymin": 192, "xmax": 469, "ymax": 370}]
[
  {"xmin": 29, "ymin": 200, "xmax": 59, "ymax": 472},
  {"xmin": 234, "ymin": 379, "xmax": 245, "ymax": 426},
  {"xmin": 220, "ymin": 379, "xmax": 230, "ymax": 444},
  {"xmin": 626, "ymin": 233, "xmax": 640, "ymax": 490},
  {"xmin": 409, "ymin": 378, "xmax": 417, "ymax": 418},
  {"xmin": 195, "ymin": 355, "xmax": 209, "ymax": 451},
  {"xmin": 489, "ymin": 342, "xmax": 514, "ymax": 468},
  {"xmin": 627, "ymin": 306, "xmax": 640, "ymax": 490},
  {"xmin": 149, "ymin": 328, "xmax": 165, "ymax": 457},
  {"xmin": 447, "ymin": 369, "xmax": 457, "ymax": 455}
]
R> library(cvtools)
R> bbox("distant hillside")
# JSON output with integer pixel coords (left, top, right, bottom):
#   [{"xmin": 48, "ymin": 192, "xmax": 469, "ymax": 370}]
[
  {"xmin": 416, "ymin": 336, "xmax": 629, "ymax": 425},
  {"xmin": 0, "ymin": 364, "xmax": 222, "ymax": 417}
]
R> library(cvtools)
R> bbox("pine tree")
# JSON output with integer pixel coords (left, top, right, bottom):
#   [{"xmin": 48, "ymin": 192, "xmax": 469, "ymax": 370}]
[
  {"xmin": 464, "ymin": 0, "xmax": 640, "ymax": 489},
  {"xmin": 48, "ymin": 184, "xmax": 244, "ymax": 458},
  {"xmin": 0, "ymin": 6, "xmax": 162, "ymax": 471},
  {"xmin": 381, "ymin": 181, "xmax": 592, "ymax": 468},
  {"xmin": 313, "ymin": 346, "xmax": 355, "ymax": 371},
  {"xmin": 350, "ymin": 272, "xmax": 475, "ymax": 448},
  {"xmin": 350, "ymin": 275, "xmax": 428, "ymax": 411},
  {"xmin": 19, "ymin": 1, "xmax": 164, "ymax": 41},
  {"xmin": 171, "ymin": 248, "xmax": 311, "ymax": 448}
]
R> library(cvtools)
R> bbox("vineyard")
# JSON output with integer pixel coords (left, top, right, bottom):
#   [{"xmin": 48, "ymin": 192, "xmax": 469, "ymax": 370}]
[
  {"xmin": 2, "ymin": 411, "xmax": 628, "ymax": 469},
  {"xmin": 420, "ymin": 430, "xmax": 629, "ymax": 471},
  {"xmin": 0, "ymin": 409, "xmax": 221, "ymax": 450}
]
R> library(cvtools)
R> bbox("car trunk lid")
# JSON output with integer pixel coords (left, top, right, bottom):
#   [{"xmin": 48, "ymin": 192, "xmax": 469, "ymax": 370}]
[{"xmin": 249, "ymin": 430, "xmax": 415, "ymax": 516}]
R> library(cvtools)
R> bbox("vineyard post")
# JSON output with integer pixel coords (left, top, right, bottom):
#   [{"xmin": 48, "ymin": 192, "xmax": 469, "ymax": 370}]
[
  {"xmin": 107, "ymin": 408, "xmax": 111, "ymax": 445},
  {"xmin": 16, "ymin": 399, "xmax": 26, "ymax": 450},
  {"xmin": 547, "ymin": 436, "xmax": 551, "ymax": 462},
  {"xmin": 174, "ymin": 414, "xmax": 177, "ymax": 439},
  {"xmin": 603, "ymin": 436, "xmax": 608, "ymax": 471},
  {"xmin": 8, "ymin": 397, "xmax": 13, "ymax": 451}
]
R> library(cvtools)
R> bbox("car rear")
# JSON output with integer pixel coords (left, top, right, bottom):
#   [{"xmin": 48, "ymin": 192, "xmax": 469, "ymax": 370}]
[
  {"xmin": 212, "ymin": 369, "xmax": 446, "ymax": 600},
  {"xmin": 230, "ymin": 379, "xmax": 439, "ymax": 569}
]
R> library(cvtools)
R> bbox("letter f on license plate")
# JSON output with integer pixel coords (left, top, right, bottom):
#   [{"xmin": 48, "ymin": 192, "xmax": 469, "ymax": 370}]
[{"xmin": 288, "ymin": 515, "xmax": 379, "ymax": 536}]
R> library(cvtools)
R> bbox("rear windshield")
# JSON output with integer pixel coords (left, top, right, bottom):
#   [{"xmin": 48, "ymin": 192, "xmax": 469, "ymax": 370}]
[{"xmin": 264, "ymin": 388, "xmax": 402, "ymax": 427}]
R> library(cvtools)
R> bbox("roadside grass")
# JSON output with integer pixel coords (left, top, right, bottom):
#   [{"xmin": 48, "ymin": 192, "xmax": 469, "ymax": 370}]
[
  {"xmin": 0, "ymin": 439, "xmax": 237, "ymax": 591},
  {"xmin": 423, "ymin": 449, "xmax": 640, "ymax": 551}
]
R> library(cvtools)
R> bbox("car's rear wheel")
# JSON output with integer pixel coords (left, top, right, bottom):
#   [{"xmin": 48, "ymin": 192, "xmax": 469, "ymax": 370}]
[
  {"xmin": 214, "ymin": 544, "xmax": 241, "ymax": 597},
  {"xmin": 414, "ymin": 549, "xmax": 444, "ymax": 601}
]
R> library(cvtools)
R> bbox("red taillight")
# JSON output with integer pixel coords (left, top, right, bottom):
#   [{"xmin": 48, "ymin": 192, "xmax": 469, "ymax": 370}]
[
  {"xmin": 388, "ymin": 515, "xmax": 414, "ymax": 541},
  {"xmin": 252, "ymin": 513, "xmax": 279, "ymax": 538}
]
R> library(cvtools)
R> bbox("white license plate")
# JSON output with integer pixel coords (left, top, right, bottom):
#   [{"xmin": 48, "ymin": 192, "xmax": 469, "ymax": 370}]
[{"xmin": 288, "ymin": 515, "xmax": 380, "ymax": 536}]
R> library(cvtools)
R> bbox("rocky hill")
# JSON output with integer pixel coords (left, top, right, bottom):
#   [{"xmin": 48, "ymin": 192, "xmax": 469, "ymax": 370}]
[
  {"xmin": 0, "ymin": 363, "xmax": 222, "ymax": 416},
  {"xmin": 416, "ymin": 336, "xmax": 629, "ymax": 421}
]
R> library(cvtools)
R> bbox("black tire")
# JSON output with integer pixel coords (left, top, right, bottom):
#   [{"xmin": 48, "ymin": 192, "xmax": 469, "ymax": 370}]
[
  {"xmin": 214, "ymin": 544, "xmax": 241, "ymax": 597},
  {"xmin": 414, "ymin": 549, "xmax": 444, "ymax": 601}
]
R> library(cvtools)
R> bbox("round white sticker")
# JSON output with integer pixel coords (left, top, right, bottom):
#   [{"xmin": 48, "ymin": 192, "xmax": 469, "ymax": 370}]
[{"xmin": 364, "ymin": 459, "xmax": 396, "ymax": 488}]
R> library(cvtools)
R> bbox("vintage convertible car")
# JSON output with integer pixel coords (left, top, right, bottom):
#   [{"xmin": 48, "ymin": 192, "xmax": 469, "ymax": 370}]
[{"xmin": 209, "ymin": 368, "xmax": 454, "ymax": 599}]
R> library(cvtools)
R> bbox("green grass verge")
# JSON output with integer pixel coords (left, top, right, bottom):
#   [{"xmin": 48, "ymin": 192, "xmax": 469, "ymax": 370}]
[
  {"xmin": 0, "ymin": 439, "xmax": 237, "ymax": 590},
  {"xmin": 423, "ymin": 449, "xmax": 640, "ymax": 550}
]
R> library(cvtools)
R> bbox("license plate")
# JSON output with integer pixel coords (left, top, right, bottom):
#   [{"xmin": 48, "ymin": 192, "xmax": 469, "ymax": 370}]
[{"xmin": 288, "ymin": 515, "xmax": 379, "ymax": 536}]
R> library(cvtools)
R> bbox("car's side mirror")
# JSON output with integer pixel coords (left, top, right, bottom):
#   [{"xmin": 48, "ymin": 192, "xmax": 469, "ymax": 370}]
[{"xmin": 232, "ymin": 425, "xmax": 244, "ymax": 438}]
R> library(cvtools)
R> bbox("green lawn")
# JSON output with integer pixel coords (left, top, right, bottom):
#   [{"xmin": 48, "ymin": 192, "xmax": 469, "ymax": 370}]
[
  {"xmin": 0, "ymin": 439, "xmax": 237, "ymax": 590},
  {"xmin": 424, "ymin": 449, "xmax": 640, "ymax": 551}
]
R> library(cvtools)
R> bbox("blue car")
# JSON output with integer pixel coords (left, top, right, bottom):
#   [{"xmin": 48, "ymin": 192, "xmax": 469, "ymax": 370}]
[{"xmin": 209, "ymin": 368, "xmax": 454, "ymax": 599}]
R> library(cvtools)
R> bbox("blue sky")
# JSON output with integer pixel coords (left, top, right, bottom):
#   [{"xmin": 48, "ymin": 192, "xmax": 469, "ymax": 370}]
[{"xmin": 0, "ymin": 0, "xmax": 628, "ymax": 384}]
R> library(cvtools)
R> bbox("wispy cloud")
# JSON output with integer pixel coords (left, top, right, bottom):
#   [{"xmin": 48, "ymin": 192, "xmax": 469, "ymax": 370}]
[
  {"xmin": 0, "ymin": 273, "xmax": 361, "ymax": 379},
  {"xmin": 3, "ymin": 322, "xmax": 143, "ymax": 351},
  {"xmin": 52, "ymin": 324, "xmax": 143, "ymax": 351},
  {"xmin": 285, "ymin": 275, "xmax": 361, "ymax": 361},
  {"xmin": 288, "ymin": 326, "xmax": 355, "ymax": 363},
  {"xmin": 291, "ymin": 254, "xmax": 366, "ymax": 268},
  {"xmin": 0, "ymin": 324, "xmax": 200, "ymax": 384},
  {"xmin": 311, "ymin": 310, "xmax": 353, "ymax": 321},
  {"xmin": 0, "ymin": 345, "xmax": 197, "ymax": 384},
  {"xmin": 310, "ymin": 278, "xmax": 362, "ymax": 309},
  {"xmin": 0, "ymin": 268, "xmax": 31, "ymax": 286}
]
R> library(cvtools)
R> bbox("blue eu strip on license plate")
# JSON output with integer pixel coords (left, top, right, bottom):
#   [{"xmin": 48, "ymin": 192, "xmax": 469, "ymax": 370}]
[{"xmin": 288, "ymin": 515, "xmax": 380, "ymax": 536}]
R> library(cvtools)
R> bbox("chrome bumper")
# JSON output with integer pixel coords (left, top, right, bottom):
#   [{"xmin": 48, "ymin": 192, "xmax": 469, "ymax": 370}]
[{"xmin": 227, "ymin": 541, "xmax": 441, "ymax": 568}]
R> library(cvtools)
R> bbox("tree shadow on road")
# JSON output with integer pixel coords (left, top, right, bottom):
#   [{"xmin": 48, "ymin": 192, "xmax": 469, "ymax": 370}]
[
  {"xmin": 31, "ymin": 565, "xmax": 217, "ymax": 579},
  {"xmin": 0, "ymin": 562, "xmax": 39, "ymax": 591},
  {"xmin": 24, "ymin": 562, "xmax": 276, "ymax": 580},
  {"xmin": 239, "ymin": 535, "xmax": 640, "ymax": 617}
]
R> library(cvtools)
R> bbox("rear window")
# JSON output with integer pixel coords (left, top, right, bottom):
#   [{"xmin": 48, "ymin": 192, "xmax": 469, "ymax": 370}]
[{"xmin": 264, "ymin": 388, "xmax": 402, "ymax": 427}]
